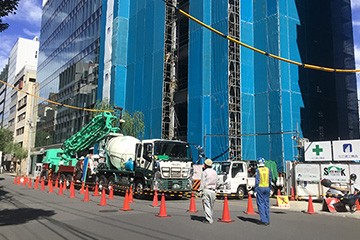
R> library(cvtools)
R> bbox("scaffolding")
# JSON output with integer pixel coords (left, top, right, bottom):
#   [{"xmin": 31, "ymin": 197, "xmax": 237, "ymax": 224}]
[
  {"xmin": 228, "ymin": 0, "xmax": 241, "ymax": 160},
  {"xmin": 162, "ymin": 0, "xmax": 178, "ymax": 140}
]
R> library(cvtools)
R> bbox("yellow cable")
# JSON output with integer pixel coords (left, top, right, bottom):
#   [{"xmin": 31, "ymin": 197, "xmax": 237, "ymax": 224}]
[
  {"xmin": 177, "ymin": 8, "xmax": 360, "ymax": 73},
  {"xmin": 0, "ymin": 79, "xmax": 114, "ymax": 112}
]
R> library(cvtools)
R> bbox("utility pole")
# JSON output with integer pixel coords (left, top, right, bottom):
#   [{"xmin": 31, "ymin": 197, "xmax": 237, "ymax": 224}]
[{"xmin": 26, "ymin": 94, "xmax": 35, "ymax": 175}]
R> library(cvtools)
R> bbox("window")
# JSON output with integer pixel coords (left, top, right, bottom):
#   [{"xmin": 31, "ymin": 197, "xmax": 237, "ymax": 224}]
[
  {"xmin": 16, "ymin": 127, "xmax": 25, "ymax": 136},
  {"xmin": 18, "ymin": 112, "xmax": 26, "ymax": 122}
]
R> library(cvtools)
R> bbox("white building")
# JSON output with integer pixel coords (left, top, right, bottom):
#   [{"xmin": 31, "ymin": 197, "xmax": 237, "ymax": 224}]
[{"xmin": 3, "ymin": 37, "xmax": 39, "ymax": 129}]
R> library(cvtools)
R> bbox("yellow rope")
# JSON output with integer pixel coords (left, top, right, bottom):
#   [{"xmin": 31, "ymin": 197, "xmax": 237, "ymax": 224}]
[
  {"xmin": 0, "ymin": 79, "xmax": 114, "ymax": 112},
  {"xmin": 177, "ymin": 8, "xmax": 360, "ymax": 73}
]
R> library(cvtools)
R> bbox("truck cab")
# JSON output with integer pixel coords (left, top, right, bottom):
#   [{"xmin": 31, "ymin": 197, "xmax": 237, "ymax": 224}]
[
  {"xmin": 213, "ymin": 161, "xmax": 252, "ymax": 199},
  {"xmin": 134, "ymin": 139, "xmax": 193, "ymax": 193}
]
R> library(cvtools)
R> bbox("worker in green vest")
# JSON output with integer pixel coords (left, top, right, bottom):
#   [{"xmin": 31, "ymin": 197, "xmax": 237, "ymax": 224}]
[{"xmin": 255, "ymin": 157, "xmax": 272, "ymax": 225}]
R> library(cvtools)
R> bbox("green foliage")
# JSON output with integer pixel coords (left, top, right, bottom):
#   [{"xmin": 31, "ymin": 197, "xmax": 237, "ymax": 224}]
[
  {"xmin": 91, "ymin": 98, "xmax": 114, "ymax": 119},
  {"xmin": 35, "ymin": 130, "xmax": 52, "ymax": 147},
  {"xmin": 0, "ymin": 128, "xmax": 14, "ymax": 151},
  {"xmin": 4, "ymin": 142, "xmax": 27, "ymax": 160},
  {"xmin": 122, "ymin": 111, "xmax": 145, "ymax": 139},
  {"xmin": 0, "ymin": 0, "xmax": 20, "ymax": 32}
]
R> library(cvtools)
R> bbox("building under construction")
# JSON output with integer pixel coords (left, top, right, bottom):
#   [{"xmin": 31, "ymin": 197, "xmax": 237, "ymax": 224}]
[{"xmin": 96, "ymin": 0, "xmax": 358, "ymax": 172}]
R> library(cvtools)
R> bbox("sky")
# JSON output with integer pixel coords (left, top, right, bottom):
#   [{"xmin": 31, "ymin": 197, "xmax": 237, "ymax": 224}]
[{"xmin": 0, "ymin": 0, "xmax": 359, "ymax": 95}]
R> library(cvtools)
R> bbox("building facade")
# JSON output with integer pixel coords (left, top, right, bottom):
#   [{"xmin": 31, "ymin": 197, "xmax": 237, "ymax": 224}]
[
  {"xmin": 0, "ymin": 64, "xmax": 9, "ymax": 127},
  {"xmin": 36, "ymin": 0, "xmax": 102, "ymax": 145},
  {"xmin": 98, "ymin": 0, "xmax": 358, "ymax": 172}
]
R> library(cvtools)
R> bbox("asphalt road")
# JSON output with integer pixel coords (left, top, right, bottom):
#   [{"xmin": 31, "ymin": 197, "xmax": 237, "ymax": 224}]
[{"xmin": 0, "ymin": 174, "xmax": 359, "ymax": 240}]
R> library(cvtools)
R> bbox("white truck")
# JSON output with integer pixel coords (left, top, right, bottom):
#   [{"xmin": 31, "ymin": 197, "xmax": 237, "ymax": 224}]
[{"xmin": 213, "ymin": 160, "xmax": 282, "ymax": 199}]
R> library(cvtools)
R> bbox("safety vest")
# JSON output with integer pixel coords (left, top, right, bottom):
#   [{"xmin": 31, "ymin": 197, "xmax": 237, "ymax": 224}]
[{"xmin": 258, "ymin": 167, "xmax": 269, "ymax": 187}]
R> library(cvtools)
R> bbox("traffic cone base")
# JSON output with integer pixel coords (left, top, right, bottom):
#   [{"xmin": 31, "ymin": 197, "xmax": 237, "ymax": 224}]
[
  {"xmin": 155, "ymin": 193, "xmax": 170, "ymax": 217},
  {"xmin": 187, "ymin": 191, "xmax": 198, "ymax": 213},
  {"xmin": 14, "ymin": 176, "xmax": 17, "ymax": 184},
  {"xmin": 34, "ymin": 177, "xmax": 39, "ymax": 190},
  {"xmin": 244, "ymin": 193, "xmax": 258, "ymax": 215},
  {"xmin": 27, "ymin": 178, "xmax": 32, "ymax": 188},
  {"xmin": 121, "ymin": 190, "xmax": 133, "ymax": 211},
  {"xmin": 218, "ymin": 196, "xmax": 234, "ymax": 223},
  {"xmin": 69, "ymin": 182, "xmax": 76, "ymax": 198},
  {"xmin": 304, "ymin": 195, "xmax": 317, "ymax": 215},
  {"xmin": 40, "ymin": 178, "xmax": 45, "ymax": 191}
]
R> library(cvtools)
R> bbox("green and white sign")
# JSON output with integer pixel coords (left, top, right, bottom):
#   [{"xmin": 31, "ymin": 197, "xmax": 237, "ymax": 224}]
[
  {"xmin": 321, "ymin": 164, "xmax": 348, "ymax": 183},
  {"xmin": 304, "ymin": 141, "xmax": 332, "ymax": 161}
]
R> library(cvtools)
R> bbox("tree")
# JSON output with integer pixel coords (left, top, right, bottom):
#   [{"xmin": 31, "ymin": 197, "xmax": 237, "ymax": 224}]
[
  {"xmin": 0, "ymin": 128, "xmax": 14, "ymax": 152},
  {"xmin": 0, "ymin": 0, "xmax": 20, "ymax": 32},
  {"xmin": 91, "ymin": 99, "xmax": 145, "ymax": 139},
  {"xmin": 122, "ymin": 111, "xmax": 145, "ymax": 139},
  {"xmin": 4, "ymin": 142, "xmax": 28, "ymax": 174},
  {"xmin": 35, "ymin": 130, "xmax": 52, "ymax": 147}
]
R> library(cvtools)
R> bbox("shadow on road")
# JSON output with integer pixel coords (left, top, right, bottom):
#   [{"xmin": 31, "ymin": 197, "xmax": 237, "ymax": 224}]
[
  {"xmin": 0, "ymin": 177, "xmax": 5, "ymax": 181},
  {"xmin": 237, "ymin": 216, "xmax": 259, "ymax": 224},
  {"xmin": 190, "ymin": 215, "xmax": 206, "ymax": 222},
  {"xmin": 0, "ymin": 208, "xmax": 55, "ymax": 226}
]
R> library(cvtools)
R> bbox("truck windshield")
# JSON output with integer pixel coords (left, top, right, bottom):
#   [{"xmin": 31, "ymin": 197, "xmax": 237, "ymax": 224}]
[
  {"xmin": 154, "ymin": 141, "xmax": 192, "ymax": 161},
  {"xmin": 212, "ymin": 162, "xmax": 231, "ymax": 174}
]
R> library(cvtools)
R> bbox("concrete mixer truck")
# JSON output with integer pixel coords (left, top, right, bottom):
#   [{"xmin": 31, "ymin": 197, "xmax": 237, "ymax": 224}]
[
  {"xmin": 38, "ymin": 111, "xmax": 194, "ymax": 197},
  {"xmin": 95, "ymin": 133, "xmax": 193, "ymax": 198}
]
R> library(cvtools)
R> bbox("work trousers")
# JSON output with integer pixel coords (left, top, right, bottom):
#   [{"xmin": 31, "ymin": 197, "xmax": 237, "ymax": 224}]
[
  {"xmin": 256, "ymin": 187, "xmax": 270, "ymax": 223},
  {"xmin": 202, "ymin": 189, "xmax": 216, "ymax": 223}
]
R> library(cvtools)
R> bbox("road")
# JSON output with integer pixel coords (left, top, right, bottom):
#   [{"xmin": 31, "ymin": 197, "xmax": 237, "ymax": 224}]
[{"xmin": 0, "ymin": 174, "xmax": 358, "ymax": 240}]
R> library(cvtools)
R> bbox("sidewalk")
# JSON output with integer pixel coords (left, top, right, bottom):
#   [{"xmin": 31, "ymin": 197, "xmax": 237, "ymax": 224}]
[{"xmin": 271, "ymin": 198, "xmax": 360, "ymax": 219}]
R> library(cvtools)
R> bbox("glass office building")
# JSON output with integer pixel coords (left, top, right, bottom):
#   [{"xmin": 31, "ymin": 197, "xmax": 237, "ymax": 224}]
[{"xmin": 36, "ymin": 0, "xmax": 102, "ymax": 145}]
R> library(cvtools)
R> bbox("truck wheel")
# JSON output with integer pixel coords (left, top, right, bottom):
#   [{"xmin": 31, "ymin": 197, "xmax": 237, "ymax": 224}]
[
  {"xmin": 59, "ymin": 174, "xmax": 66, "ymax": 185},
  {"xmin": 40, "ymin": 170, "xmax": 49, "ymax": 181},
  {"xmin": 65, "ymin": 174, "xmax": 73, "ymax": 189},
  {"xmin": 135, "ymin": 179, "xmax": 145, "ymax": 199},
  {"xmin": 99, "ymin": 175, "xmax": 108, "ymax": 191},
  {"xmin": 350, "ymin": 204, "xmax": 357, "ymax": 213},
  {"xmin": 237, "ymin": 186, "xmax": 245, "ymax": 200}
]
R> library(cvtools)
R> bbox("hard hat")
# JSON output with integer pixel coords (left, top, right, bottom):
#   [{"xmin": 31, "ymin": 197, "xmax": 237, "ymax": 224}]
[
  {"xmin": 204, "ymin": 159, "xmax": 213, "ymax": 167},
  {"xmin": 257, "ymin": 157, "xmax": 265, "ymax": 166},
  {"xmin": 99, "ymin": 152, "xmax": 104, "ymax": 157},
  {"xmin": 93, "ymin": 154, "xmax": 100, "ymax": 159},
  {"xmin": 80, "ymin": 156, "xmax": 85, "ymax": 160}
]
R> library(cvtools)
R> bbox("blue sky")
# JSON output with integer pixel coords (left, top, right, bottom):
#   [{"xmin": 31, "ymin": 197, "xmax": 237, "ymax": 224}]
[{"xmin": 0, "ymin": 0, "xmax": 359, "ymax": 95}]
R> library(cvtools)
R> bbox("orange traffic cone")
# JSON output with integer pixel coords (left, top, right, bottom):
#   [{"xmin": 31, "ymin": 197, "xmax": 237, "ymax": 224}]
[
  {"xmin": 82, "ymin": 185, "xmax": 91, "ymax": 202},
  {"xmin": 187, "ymin": 191, "xmax": 198, "ymax": 213},
  {"xmin": 14, "ymin": 176, "xmax": 17, "ymax": 184},
  {"xmin": 58, "ymin": 183, "xmax": 64, "ymax": 195},
  {"xmin": 54, "ymin": 178, "xmax": 59, "ymax": 189},
  {"xmin": 129, "ymin": 186, "xmax": 135, "ymax": 203},
  {"xmin": 23, "ymin": 176, "xmax": 27, "ymax": 186},
  {"xmin": 34, "ymin": 176, "xmax": 39, "ymax": 190},
  {"xmin": 47, "ymin": 178, "xmax": 51, "ymax": 188},
  {"xmin": 98, "ymin": 188, "xmax": 108, "ymax": 206},
  {"xmin": 79, "ymin": 184, "xmax": 85, "ymax": 194},
  {"xmin": 304, "ymin": 195, "xmax": 317, "ymax": 214},
  {"xmin": 120, "ymin": 189, "xmax": 133, "ymax": 211},
  {"xmin": 151, "ymin": 189, "xmax": 159, "ymax": 207},
  {"xmin": 62, "ymin": 179, "xmax": 67, "ymax": 190},
  {"xmin": 48, "ymin": 180, "xmax": 54, "ymax": 193},
  {"xmin": 108, "ymin": 184, "xmax": 114, "ymax": 199},
  {"xmin": 69, "ymin": 182, "xmax": 76, "ymax": 198},
  {"xmin": 155, "ymin": 193, "xmax": 170, "ymax": 217},
  {"xmin": 40, "ymin": 178, "xmax": 45, "ymax": 191},
  {"xmin": 290, "ymin": 187, "xmax": 295, "ymax": 201},
  {"xmin": 17, "ymin": 176, "xmax": 21, "ymax": 185},
  {"xmin": 356, "ymin": 199, "xmax": 360, "ymax": 211},
  {"xmin": 244, "ymin": 193, "xmax": 258, "ymax": 215},
  {"xmin": 27, "ymin": 178, "xmax": 32, "ymax": 188},
  {"xmin": 218, "ymin": 196, "xmax": 235, "ymax": 223},
  {"xmin": 93, "ymin": 182, "xmax": 100, "ymax": 196},
  {"xmin": 276, "ymin": 189, "xmax": 281, "ymax": 206}
]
